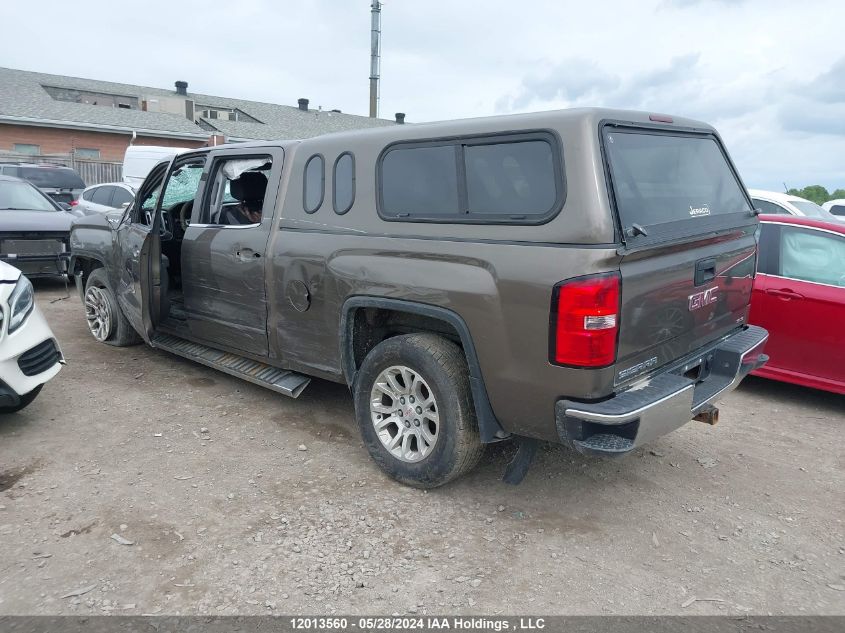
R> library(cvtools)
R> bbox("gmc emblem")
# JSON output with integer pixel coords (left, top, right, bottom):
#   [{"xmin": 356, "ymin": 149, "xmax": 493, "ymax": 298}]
[{"xmin": 689, "ymin": 287, "xmax": 719, "ymax": 311}]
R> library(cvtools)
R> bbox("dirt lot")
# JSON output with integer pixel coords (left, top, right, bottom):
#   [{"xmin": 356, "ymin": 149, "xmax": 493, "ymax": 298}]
[{"xmin": 0, "ymin": 281, "xmax": 842, "ymax": 616}]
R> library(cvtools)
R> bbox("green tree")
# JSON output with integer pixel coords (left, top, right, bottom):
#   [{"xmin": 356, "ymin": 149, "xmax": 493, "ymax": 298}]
[
  {"xmin": 785, "ymin": 185, "xmax": 830, "ymax": 205},
  {"xmin": 830, "ymin": 189, "xmax": 845, "ymax": 200}
]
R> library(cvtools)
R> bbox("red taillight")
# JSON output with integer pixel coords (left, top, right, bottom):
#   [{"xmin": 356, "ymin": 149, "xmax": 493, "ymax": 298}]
[
  {"xmin": 70, "ymin": 199, "xmax": 78, "ymax": 206},
  {"xmin": 550, "ymin": 273, "xmax": 620, "ymax": 367}
]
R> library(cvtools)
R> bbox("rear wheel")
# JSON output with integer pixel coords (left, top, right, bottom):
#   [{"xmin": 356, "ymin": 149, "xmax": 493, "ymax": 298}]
[
  {"xmin": 0, "ymin": 385, "xmax": 42, "ymax": 414},
  {"xmin": 84, "ymin": 268, "xmax": 141, "ymax": 347},
  {"xmin": 354, "ymin": 333, "xmax": 484, "ymax": 488}
]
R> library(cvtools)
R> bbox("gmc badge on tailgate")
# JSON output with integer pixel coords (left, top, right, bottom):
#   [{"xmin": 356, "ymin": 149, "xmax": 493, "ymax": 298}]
[{"xmin": 688, "ymin": 287, "xmax": 719, "ymax": 311}]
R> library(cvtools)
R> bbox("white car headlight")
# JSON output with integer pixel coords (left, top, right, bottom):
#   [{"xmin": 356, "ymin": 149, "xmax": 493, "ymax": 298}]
[{"xmin": 8, "ymin": 275, "xmax": 34, "ymax": 333}]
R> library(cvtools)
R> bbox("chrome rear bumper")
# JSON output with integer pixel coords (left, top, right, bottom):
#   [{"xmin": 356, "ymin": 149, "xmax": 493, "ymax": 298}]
[{"xmin": 555, "ymin": 325, "xmax": 769, "ymax": 455}]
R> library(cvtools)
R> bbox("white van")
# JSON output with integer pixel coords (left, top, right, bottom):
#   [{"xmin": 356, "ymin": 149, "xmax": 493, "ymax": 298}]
[{"xmin": 122, "ymin": 146, "xmax": 190, "ymax": 188}]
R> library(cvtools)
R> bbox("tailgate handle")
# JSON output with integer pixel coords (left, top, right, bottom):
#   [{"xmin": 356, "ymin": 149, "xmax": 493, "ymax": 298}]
[{"xmin": 694, "ymin": 258, "xmax": 717, "ymax": 286}]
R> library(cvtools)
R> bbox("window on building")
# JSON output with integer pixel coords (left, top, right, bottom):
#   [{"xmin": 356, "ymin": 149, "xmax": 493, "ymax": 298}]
[
  {"xmin": 333, "ymin": 152, "xmax": 355, "ymax": 214},
  {"xmin": 195, "ymin": 106, "xmax": 260, "ymax": 124},
  {"xmin": 303, "ymin": 155, "xmax": 325, "ymax": 213},
  {"xmin": 75, "ymin": 148, "xmax": 101, "ymax": 159},
  {"xmin": 13, "ymin": 143, "xmax": 40, "ymax": 155}
]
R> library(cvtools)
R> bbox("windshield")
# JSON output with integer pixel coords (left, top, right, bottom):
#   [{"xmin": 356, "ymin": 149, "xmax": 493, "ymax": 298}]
[
  {"xmin": 20, "ymin": 167, "xmax": 85, "ymax": 189},
  {"xmin": 604, "ymin": 130, "xmax": 751, "ymax": 233},
  {"xmin": 0, "ymin": 180, "xmax": 58, "ymax": 211},
  {"xmin": 790, "ymin": 200, "xmax": 833, "ymax": 219}
]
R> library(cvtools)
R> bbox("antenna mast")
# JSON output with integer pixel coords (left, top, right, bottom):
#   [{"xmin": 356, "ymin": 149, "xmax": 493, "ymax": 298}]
[{"xmin": 369, "ymin": 0, "xmax": 382, "ymax": 118}]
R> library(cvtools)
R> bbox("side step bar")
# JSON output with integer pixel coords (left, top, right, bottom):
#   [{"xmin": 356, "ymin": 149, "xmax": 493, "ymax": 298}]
[{"xmin": 151, "ymin": 334, "xmax": 311, "ymax": 398}]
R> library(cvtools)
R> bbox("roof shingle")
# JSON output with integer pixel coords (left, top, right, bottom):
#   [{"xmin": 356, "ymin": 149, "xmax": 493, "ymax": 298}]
[{"xmin": 0, "ymin": 67, "xmax": 394, "ymax": 140}]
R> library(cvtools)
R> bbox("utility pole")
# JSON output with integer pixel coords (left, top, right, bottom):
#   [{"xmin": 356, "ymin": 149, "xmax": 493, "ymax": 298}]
[{"xmin": 369, "ymin": 0, "xmax": 382, "ymax": 118}]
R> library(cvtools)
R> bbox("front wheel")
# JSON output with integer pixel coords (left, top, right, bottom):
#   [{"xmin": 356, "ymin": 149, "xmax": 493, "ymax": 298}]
[
  {"xmin": 0, "ymin": 385, "xmax": 42, "ymax": 414},
  {"xmin": 84, "ymin": 268, "xmax": 141, "ymax": 347},
  {"xmin": 354, "ymin": 333, "xmax": 484, "ymax": 488}
]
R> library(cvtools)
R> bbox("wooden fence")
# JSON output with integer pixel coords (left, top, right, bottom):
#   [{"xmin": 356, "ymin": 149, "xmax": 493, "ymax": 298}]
[{"xmin": 0, "ymin": 152, "xmax": 122, "ymax": 186}]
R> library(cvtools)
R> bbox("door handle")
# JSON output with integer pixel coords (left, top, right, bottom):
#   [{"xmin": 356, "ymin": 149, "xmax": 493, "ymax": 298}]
[
  {"xmin": 765, "ymin": 288, "xmax": 803, "ymax": 300},
  {"xmin": 695, "ymin": 258, "xmax": 717, "ymax": 286}
]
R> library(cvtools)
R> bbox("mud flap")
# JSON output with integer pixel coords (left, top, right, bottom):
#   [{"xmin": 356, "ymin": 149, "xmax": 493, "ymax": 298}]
[{"xmin": 502, "ymin": 437, "xmax": 539, "ymax": 485}]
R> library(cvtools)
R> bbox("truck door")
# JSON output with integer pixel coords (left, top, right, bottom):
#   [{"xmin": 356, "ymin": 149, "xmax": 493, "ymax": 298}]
[
  {"xmin": 181, "ymin": 147, "xmax": 284, "ymax": 357},
  {"xmin": 113, "ymin": 161, "xmax": 171, "ymax": 343}
]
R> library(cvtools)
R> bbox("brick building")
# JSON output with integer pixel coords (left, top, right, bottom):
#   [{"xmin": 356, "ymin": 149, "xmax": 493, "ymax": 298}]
[{"xmin": 0, "ymin": 67, "xmax": 396, "ymax": 183}]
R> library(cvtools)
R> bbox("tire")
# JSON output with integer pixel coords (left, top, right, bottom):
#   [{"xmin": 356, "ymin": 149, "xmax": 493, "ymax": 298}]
[
  {"xmin": 0, "ymin": 385, "xmax": 42, "ymax": 414},
  {"xmin": 354, "ymin": 333, "xmax": 484, "ymax": 488},
  {"xmin": 84, "ymin": 268, "xmax": 142, "ymax": 347}
]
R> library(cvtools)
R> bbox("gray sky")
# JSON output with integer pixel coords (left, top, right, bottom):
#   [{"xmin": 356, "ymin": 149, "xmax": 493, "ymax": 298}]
[{"xmin": 2, "ymin": 0, "xmax": 843, "ymax": 191}]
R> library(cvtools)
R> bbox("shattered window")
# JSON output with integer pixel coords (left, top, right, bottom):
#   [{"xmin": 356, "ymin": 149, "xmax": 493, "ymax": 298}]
[{"xmin": 161, "ymin": 163, "xmax": 204, "ymax": 208}]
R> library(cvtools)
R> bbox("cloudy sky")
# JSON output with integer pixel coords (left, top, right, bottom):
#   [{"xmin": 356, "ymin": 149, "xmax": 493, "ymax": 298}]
[{"xmin": 2, "ymin": 0, "xmax": 843, "ymax": 190}]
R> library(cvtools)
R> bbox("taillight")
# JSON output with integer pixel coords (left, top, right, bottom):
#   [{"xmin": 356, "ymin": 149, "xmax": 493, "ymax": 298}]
[
  {"xmin": 70, "ymin": 199, "xmax": 78, "ymax": 206},
  {"xmin": 550, "ymin": 273, "xmax": 620, "ymax": 368}
]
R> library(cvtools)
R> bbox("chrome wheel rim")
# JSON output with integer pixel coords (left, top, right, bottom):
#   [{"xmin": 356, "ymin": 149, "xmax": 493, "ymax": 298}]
[
  {"xmin": 370, "ymin": 365, "xmax": 439, "ymax": 463},
  {"xmin": 84, "ymin": 286, "xmax": 112, "ymax": 342}
]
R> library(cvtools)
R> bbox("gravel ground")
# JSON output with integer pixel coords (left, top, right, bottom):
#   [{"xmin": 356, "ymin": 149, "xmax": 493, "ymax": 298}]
[{"xmin": 0, "ymin": 281, "xmax": 843, "ymax": 616}]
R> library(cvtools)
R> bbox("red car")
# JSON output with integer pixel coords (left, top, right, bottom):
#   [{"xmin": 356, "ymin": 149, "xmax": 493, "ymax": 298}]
[{"xmin": 749, "ymin": 214, "xmax": 845, "ymax": 394}]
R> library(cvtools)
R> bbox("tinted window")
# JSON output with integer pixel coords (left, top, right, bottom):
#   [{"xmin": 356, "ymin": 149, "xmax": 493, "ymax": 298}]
[
  {"xmin": 19, "ymin": 167, "xmax": 85, "ymax": 189},
  {"xmin": 465, "ymin": 140, "xmax": 556, "ymax": 215},
  {"xmin": 752, "ymin": 199, "xmax": 789, "ymax": 215},
  {"xmin": 779, "ymin": 227, "xmax": 845, "ymax": 287},
  {"xmin": 381, "ymin": 145, "xmax": 459, "ymax": 216},
  {"xmin": 333, "ymin": 153, "xmax": 355, "ymax": 214},
  {"xmin": 830, "ymin": 205, "xmax": 845, "ymax": 217},
  {"xmin": 91, "ymin": 186, "xmax": 114, "ymax": 205},
  {"xmin": 605, "ymin": 131, "xmax": 750, "ymax": 232},
  {"xmin": 112, "ymin": 187, "xmax": 134, "ymax": 207},
  {"xmin": 303, "ymin": 155, "xmax": 324, "ymax": 213}
]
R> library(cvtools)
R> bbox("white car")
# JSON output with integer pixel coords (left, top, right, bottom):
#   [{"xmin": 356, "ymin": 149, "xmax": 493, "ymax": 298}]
[
  {"xmin": 75, "ymin": 182, "xmax": 135, "ymax": 216},
  {"xmin": 822, "ymin": 198, "xmax": 845, "ymax": 220},
  {"xmin": 0, "ymin": 262, "xmax": 63, "ymax": 413},
  {"xmin": 748, "ymin": 189, "xmax": 842, "ymax": 221}
]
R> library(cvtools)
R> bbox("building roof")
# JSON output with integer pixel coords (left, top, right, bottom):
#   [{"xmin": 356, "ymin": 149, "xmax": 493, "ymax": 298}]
[{"xmin": 0, "ymin": 67, "xmax": 394, "ymax": 141}]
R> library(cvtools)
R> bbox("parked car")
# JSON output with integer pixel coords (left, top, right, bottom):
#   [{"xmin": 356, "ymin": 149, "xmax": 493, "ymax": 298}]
[
  {"xmin": 0, "ymin": 162, "xmax": 85, "ymax": 206},
  {"xmin": 822, "ymin": 198, "xmax": 845, "ymax": 219},
  {"xmin": 76, "ymin": 182, "xmax": 135, "ymax": 215},
  {"xmin": 0, "ymin": 261, "xmax": 64, "ymax": 413},
  {"xmin": 122, "ymin": 146, "xmax": 189, "ymax": 188},
  {"xmin": 0, "ymin": 175, "xmax": 75, "ymax": 277},
  {"xmin": 749, "ymin": 214, "xmax": 845, "ymax": 395},
  {"xmin": 69, "ymin": 108, "xmax": 768, "ymax": 487},
  {"xmin": 748, "ymin": 189, "xmax": 842, "ymax": 222}
]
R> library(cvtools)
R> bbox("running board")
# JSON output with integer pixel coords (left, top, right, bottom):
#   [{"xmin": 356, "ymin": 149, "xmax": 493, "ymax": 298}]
[{"xmin": 151, "ymin": 333, "xmax": 311, "ymax": 398}]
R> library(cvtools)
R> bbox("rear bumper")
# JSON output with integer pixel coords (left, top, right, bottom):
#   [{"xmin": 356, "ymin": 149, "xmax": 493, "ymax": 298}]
[{"xmin": 555, "ymin": 325, "xmax": 769, "ymax": 456}]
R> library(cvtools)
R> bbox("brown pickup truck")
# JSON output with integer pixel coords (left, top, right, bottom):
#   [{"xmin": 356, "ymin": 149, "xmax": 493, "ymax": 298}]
[{"xmin": 69, "ymin": 107, "xmax": 768, "ymax": 487}]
